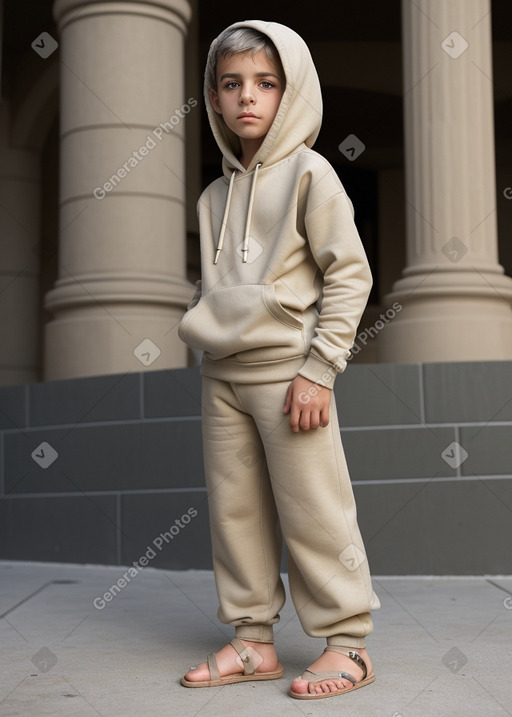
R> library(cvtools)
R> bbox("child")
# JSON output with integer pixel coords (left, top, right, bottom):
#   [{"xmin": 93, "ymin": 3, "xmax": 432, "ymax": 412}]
[{"xmin": 178, "ymin": 20, "xmax": 380, "ymax": 701}]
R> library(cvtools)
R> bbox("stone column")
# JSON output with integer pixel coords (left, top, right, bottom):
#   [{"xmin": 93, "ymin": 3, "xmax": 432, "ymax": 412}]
[
  {"xmin": 0, "ymin": 147, "xmax": 40, "ymax": 385},
  {"xmin": 45, "ymin": 0, "xmax": 193, "ymax": 380},
  {"xmin": 378, "ymin": 0, "xmax": 512, "ymax": 362}
]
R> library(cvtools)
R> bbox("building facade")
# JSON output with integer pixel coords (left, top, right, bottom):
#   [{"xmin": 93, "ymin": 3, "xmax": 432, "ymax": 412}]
[{"xmin": 1, "ymin": 0, "xmax": 511, "ymax": 573}]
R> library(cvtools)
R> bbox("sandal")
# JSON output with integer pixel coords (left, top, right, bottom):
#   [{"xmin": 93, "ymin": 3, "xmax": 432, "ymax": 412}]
[
  {"xmin": 181, "ymin": 637, "xmax": 284, "ymax": 687},
  {"xmin": 289, "ymin": 646, "xmax": 375, "ymax": 700}
]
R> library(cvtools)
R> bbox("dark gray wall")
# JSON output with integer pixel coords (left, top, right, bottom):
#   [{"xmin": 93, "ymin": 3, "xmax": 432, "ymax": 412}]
[{"xmin": 1, "ymin": 362, "xmax": 511, "ymax": 574}]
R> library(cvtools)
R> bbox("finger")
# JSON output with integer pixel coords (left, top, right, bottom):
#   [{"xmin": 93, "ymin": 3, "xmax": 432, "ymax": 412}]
[
  {"xmin": 308, "ymin": 410, "xmax": 320, "ymax": 430},
  {"xmin": 299, "ymin": 410, "xmax": 310, "ymax": 431},
  {"xmin": 287, "ymin": 394, "xmax": 302, "ymax": 433},
  {"xmin": 320, "ymin": 404, "xmax": 330, "ymax": 427},
  {"xmin": 289, "ymin": 404, "xmax": 301, "ymax": 432}
]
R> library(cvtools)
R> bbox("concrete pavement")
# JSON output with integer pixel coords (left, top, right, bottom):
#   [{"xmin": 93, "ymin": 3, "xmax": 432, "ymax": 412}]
[{"xmin": 1, "ymin": 561, "xmax": 511, "ymax": 716}]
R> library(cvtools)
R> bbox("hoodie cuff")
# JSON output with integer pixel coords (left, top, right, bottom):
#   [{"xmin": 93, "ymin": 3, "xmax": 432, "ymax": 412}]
[{"xmin": 298, "ymin": 353, "xmax": 346, "ymax": 389}]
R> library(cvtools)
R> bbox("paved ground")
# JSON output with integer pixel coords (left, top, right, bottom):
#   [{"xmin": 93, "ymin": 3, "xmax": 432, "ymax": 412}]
[{"xmin": 1, "ymin": 561, "xmax": 511, "ymax": 716}]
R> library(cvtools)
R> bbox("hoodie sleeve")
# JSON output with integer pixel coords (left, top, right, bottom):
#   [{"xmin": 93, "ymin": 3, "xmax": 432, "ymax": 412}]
[
  {"xmin": 298, "ymin": 168, "xmax": 372, "ymax": 389},
  {"xmin": 186, "ymin": 279, "xmax": 202, "ymax": 311}
]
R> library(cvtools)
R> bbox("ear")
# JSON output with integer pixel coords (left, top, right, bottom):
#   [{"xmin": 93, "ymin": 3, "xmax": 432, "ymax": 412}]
[{"xmin": 209, "ymin": 87, "xmax": 222, "ymax": 114}]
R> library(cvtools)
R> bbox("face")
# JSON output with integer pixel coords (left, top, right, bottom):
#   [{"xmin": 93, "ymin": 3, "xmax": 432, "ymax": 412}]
[{"xmin": 209, "ymin": 49, "xmax": 285, "ymax": 149}]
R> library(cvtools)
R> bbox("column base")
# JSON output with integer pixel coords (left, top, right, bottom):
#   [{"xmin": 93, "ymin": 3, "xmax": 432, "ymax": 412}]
[
  {"xmin": 44, "ymin": 275, "xmax": 193, "ymax": 380},
  {"xmin": 377, "ymin": 268, "xmax": 512, "ymax": 363}
]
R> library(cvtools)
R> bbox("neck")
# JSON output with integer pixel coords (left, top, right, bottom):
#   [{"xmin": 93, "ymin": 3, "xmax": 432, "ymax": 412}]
[{"xmin": 239, "ymin": 137, "xmax": 264, "ymax": 170}]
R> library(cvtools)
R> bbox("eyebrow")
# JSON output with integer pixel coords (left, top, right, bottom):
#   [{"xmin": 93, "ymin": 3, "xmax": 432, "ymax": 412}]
[{"xmin": 219, "ymin": 72, "xmax": 281, "ymax": 81}]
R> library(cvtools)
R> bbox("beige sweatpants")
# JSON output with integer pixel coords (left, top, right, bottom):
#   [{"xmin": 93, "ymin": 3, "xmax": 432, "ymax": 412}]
[{"xmin": 201, "ymin": 375, "xmax": 380, "ymax": 648}]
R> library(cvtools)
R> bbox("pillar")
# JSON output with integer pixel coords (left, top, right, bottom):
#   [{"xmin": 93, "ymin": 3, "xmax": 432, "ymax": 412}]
[
  {"xmin": 45, "ymin": 0, "xmax": 193, "ymax": 380},
  {"xmin": 0, "ymin": 147, "xmax": 40, "ymax": 385},
  {"xmin": 378, "ymin": 0, "xmax": 512, "ymax": 362}
]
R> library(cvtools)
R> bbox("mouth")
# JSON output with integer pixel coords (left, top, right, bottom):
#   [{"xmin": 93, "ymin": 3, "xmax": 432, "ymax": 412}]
[{"xmin": 237, "ymin": 113, "xmax": 259, "ymax": 120}]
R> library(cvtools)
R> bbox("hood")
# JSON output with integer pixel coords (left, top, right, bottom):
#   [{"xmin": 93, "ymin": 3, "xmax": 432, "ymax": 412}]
[{"xmin": 204, "ymin": 20, "xmax": 323, "ymax": 176}]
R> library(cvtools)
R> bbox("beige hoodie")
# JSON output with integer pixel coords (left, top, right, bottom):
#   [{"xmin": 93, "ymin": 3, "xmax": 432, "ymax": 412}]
[{"xmin": 178, "ymin": 20, "xmax": 372, "ymax": 389}]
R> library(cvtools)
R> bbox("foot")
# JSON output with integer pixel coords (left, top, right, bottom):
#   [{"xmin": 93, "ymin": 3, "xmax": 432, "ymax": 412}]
[
  {"xmin": 184, "ymin": 640, "xmax": 280, "ymax": 682},
  {"xmin": 290, "ymin": 647, "xmax": 373, "ymax": 697}
]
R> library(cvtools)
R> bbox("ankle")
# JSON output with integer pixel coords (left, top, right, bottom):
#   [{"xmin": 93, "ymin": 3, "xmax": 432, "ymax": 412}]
[{"xmin": 235, "ymin": 625, "xmax": 274, "ymax": 643}]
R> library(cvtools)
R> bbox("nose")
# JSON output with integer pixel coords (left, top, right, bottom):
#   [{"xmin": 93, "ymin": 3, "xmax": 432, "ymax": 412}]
[{"xmin": 239, "ymin": 83, "xmax": 255, "ymax": 104}]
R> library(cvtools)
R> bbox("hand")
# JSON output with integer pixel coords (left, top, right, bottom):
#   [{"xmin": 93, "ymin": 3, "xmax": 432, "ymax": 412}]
[{"xmin": 283, "ymin": 375, "xmax": 331, "ymax": 433}]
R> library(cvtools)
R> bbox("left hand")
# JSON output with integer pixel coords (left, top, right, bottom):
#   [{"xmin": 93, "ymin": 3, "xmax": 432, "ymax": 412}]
[{"xmin": 283, "ymin": 375, "xmax": 331, "ymax": 432}]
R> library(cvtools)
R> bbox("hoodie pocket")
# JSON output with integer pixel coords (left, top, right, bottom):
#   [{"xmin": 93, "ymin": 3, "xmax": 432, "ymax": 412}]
[{"xmin": 178, "ymin": 284, "xmax": 305, "ymax": 363}]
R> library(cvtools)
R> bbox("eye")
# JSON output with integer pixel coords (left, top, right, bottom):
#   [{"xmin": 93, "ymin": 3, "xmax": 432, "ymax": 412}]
[
  {"xmin": 224, "ymin": 81, "xmax": 239, "ymax": 89},
  {"xmin": 260, "ymin": 81, "xmax": 275, "ymax": 89}
]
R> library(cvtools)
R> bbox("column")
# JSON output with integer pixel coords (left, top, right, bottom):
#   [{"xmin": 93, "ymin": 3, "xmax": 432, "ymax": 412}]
[
  {"xmin": 378, "ymin": 0, "xmax": 512, "ymax": 362},
  {"xmin": 44, "ymin": 0, "xmax": 193, "ymax": 380},
  {"xmin": 0, "ymin": 147, "xmax": 40, "ymax": 385}
]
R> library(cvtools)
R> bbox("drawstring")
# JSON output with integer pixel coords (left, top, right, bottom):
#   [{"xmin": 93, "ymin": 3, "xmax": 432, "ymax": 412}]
[
  {"xmin": 213, "ymin": 162, "xmax": 262, "ymax": 264},
  {"xmin": 214, "ymin": 169, "xmax": 235, "ymax": 265},
  {"xmin": 242, "ymin": 162, "xmax": 261, "ymax": 263}
]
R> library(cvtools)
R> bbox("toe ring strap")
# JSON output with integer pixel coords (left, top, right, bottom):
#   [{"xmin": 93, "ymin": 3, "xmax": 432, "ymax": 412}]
[
  {"xmin": 336, "ymin": 671, "xmax": 356, "ymax": 685},
  {"xmin": 324, "ymin": 646, "xmax": 368, "ymax": 680},
  {"xmin": 300, "ymin": 668, "xmax": 357, "ymax": 684},
  {"xmin": 347, "ymin": 650, "xmax": 367, "ymax": 680}
]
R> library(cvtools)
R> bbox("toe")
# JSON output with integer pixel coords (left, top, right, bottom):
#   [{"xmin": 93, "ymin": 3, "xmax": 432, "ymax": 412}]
[
  {"xmin": 184, "ymin": 661, "xmax": 209, "ymax": 682},
  {"xmin": 324, "ymin": 679, "xmax": 338, "ymax": 693},
  {"xmin": 314, "ymin": 677, "xmax": 352, "ymax": 694},
  {"xmin": 290, "ymin": 677, "xmax": 309, "ymax": 695}
]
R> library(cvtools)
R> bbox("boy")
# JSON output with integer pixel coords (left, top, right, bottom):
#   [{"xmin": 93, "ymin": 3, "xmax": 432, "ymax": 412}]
[{"xmin": 178, "ymin": 20, "xmax": 380, "ymax": 700}]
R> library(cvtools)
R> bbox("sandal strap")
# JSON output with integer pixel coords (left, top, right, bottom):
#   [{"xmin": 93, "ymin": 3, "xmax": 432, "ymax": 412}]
[
  {"xmin": 301, "ymin": 668, "xmax": 356, "ymax": 685},
  {"xmin": 206, "ymin": 652, "xmax": 220, "ymax": 682},
  {"xmin": 229, "ymin": 637, "xmax": 256, "ymax": 675},
  {"xmin": 324, "ymin": 646, "xmax": 368, "ymax": 680}
]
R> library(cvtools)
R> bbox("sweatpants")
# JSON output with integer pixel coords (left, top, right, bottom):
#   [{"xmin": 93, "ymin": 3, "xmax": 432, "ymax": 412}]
[{"xmin": 201, "ymin": 375, "xmax": 380, "ymax": 648}]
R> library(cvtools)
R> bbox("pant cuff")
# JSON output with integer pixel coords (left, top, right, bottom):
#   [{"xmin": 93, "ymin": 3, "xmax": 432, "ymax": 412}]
[
  {"xmin": 235, "ymin": 625, "xmax": 274, "ymax": 643},
  {"xmin": 327, "ymin": 635, "xmax": 366, "ymax": 649}
]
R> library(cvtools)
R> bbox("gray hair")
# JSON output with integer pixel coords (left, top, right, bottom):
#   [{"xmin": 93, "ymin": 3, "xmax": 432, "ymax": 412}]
[{"xmin": 205, "ymin": 27, "xmax": 284, "ymax": 91}]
